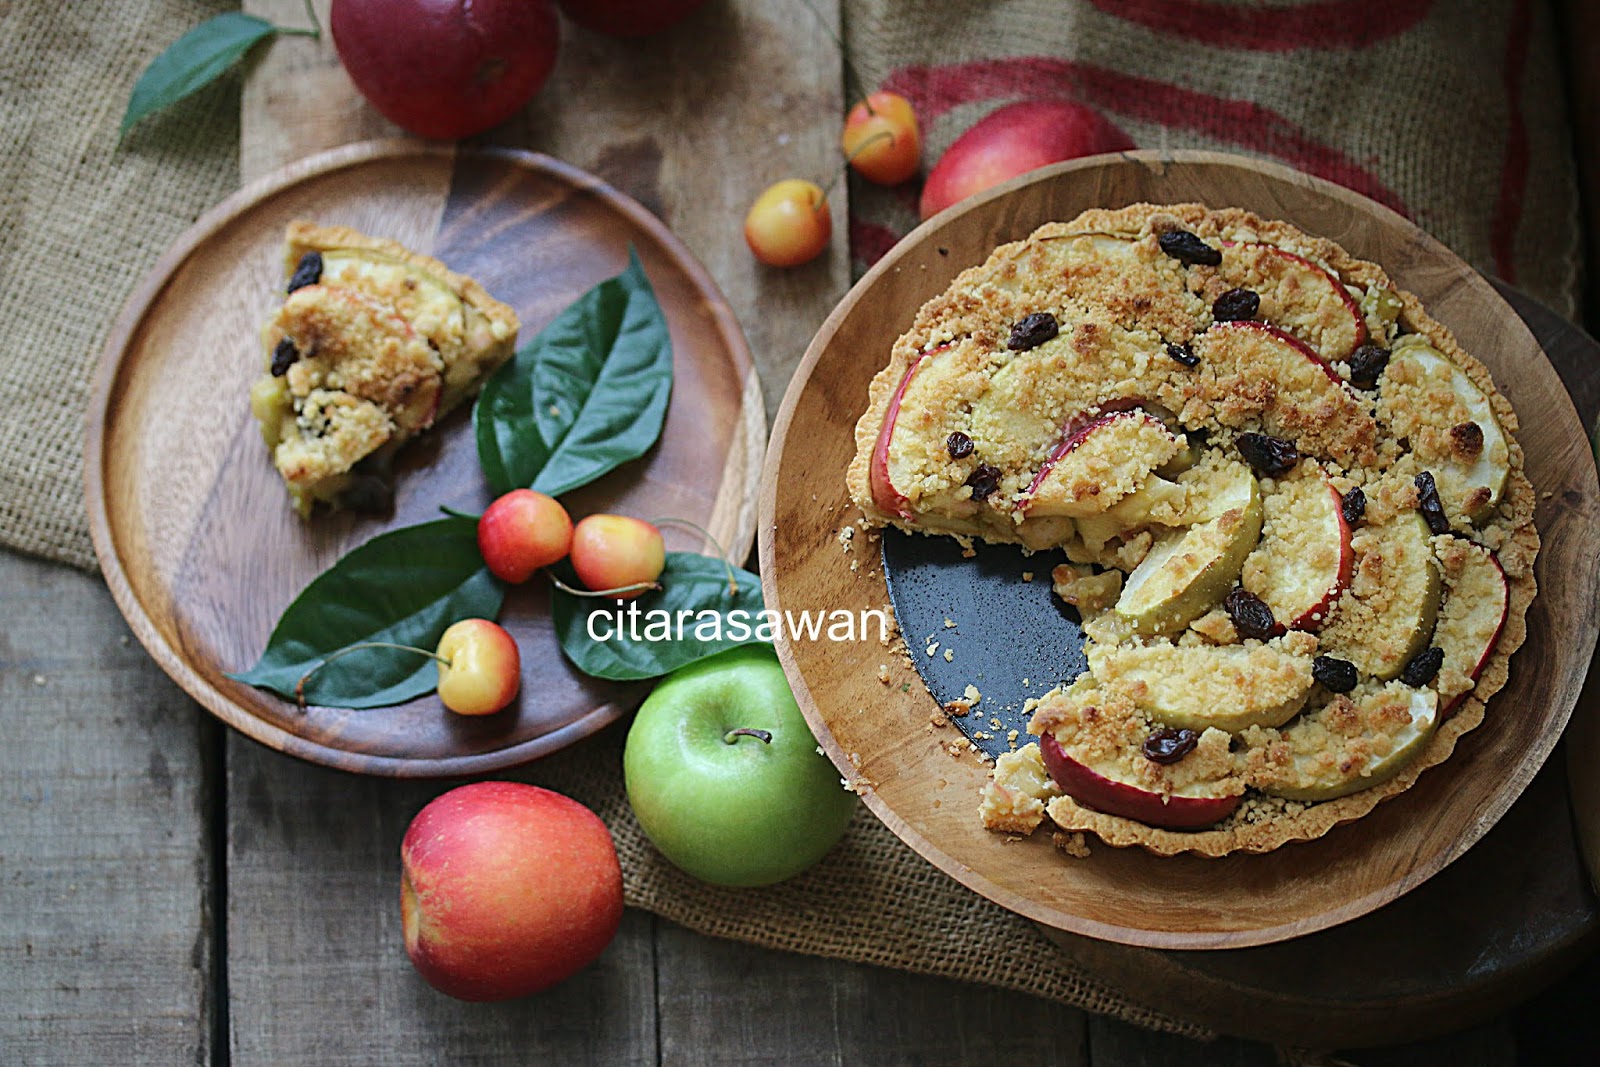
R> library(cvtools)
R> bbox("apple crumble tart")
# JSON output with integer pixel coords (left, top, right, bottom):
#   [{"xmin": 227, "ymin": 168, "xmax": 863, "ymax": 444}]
[
  {"xmin": 846, "ymin": 203, "xmax": 1537, "ymax": 856},
  {"xmin": 249, "ymin": 222, "xmax": 520, "ymax": 515}
]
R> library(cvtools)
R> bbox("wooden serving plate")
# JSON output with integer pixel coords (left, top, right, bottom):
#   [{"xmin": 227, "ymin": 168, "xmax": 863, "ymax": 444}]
[
  {"xmin": 759, "ymin": 150, "xmax": 1600, "ymax": 949},
  {"xmin": 86, "ymin": 141, "xmax": 764, "ymax": 777}
]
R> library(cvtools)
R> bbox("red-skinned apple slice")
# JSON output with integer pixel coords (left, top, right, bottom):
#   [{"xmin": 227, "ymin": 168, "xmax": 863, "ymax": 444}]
[
  {"xmin": 1434, "ymin": 544, "xmax": 1510, "ymax": 719},
  {"xmin": 1196, "ymin": 321, "xmax": 1375, "ymax": 466},
  {"xmin": 1219, "ymin": 241, "xmax": 1367, "ymax": 360},
  {"xmin": 1039, "ymin": 734, "xmax": 1243, "ymax": 829},
  {"xmin": 868, "ymin": 342, "xmax": 953, "ymax": 518},
  {"xmin": 1241, "ymin": 460, "xmax": 1353, "ymax": 631},
  {"xmin": 1020, "ymin": 409, "xmax": 1180, "ymax": 518}
]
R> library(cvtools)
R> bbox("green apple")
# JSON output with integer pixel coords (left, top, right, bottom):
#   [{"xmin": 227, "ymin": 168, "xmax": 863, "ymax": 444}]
[
  {"xmin": 1384, "ymin": 341, "xmax": 1510, "ymax": 524},
  {"xmin": 1253, "ymin": 685, "xmax": 1438, "ymax": 802},
  {"xmin": 623, "ymin": 645, "xmax": 856, "ymax": 887},
  {"xmin": 1113, "ymin": 461, "xmax": 1261, "ymax": 635}
]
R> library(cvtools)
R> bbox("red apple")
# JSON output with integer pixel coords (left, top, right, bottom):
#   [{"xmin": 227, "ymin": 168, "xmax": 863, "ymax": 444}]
[
  {"xmin": 919, "ymin": 100, "xmax": 1135, "ymax": 220},
  {"xmin": 867, "ymin": 343, "xmax": 952, "ymax": 518},
  {"xmin": 1220, "ymin": 242, "xmax": 1367, "ymax": 360},
  {"xmin": 401, "ymin": 782, "xmax": 623, "ymax": 1000},
  {"xmin": 1039, "ymin": 734, "xmax": 1242, "ymax": 829},
  {"xmin": 556, "ymin": 0, "xmax": 707, "ymax": 37},
  {"xmin": 1020, "ymin": 408, "xmax": 1176, "ymax": 518},
  {"xmin": 435, "ymin": 618, "xmax": 521, "ymax": 716},
  {"xmin": 331, "ymin": 0, "xmax": 560, "ymax": 141},
  {"xmin": 1242, "ymin": 462, "xmax": 1353, "ymax": 632}
]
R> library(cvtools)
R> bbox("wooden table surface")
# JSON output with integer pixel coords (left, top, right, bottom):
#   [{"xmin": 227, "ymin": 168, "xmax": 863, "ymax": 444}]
[{"xmin": 5, "ymin": 1, "xmax": 1600, "ymax": 1063}]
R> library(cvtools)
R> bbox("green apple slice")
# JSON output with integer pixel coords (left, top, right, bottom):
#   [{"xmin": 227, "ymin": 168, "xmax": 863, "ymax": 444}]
[
  {"xmin": 1384, "ymin": 341, "xmax": 1510, "ymax": 524},
  {"xmin": 1089, "ymin": 637, "xmax": 1315, "ymax": 732},
  {"xmin": 1248, "ymin": 683, "xmax": 1438, "ymax": 801},
  {"xmin": 1113, "ymin": 461, "xmax": 1261, "ymax": 635},
  {"xmin": 1319, "ymin": 510, "xmax": 1441, "ymax": 680}
]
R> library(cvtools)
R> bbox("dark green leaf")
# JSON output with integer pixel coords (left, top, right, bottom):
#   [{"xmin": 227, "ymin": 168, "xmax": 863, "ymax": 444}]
[
  {"xmin": 229, "ymin": 518, "xmax": 505, "ymax": 709},
  {"xmin": 474, "ymin": 250, "xmax": 673, "ymax": 496},
  {"xmin": 123, "ymin": 14, "xmax": 277, "ymax": 133},
  {"xmin": 551, "ymin": 552, "xmax": 767, "ymax": 681}
]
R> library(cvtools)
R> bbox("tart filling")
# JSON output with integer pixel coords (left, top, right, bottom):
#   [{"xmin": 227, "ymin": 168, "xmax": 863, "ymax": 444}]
[
  {"xmin": 251, "ymin": 222, "xmax": 520, "ymax": 516},
  {"xmin": 849, "ymin": 203, "xmax": 1537, "ymax": 857}
]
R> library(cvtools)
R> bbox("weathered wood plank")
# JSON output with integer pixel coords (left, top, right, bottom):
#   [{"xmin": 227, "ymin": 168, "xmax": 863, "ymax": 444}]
[
  {"xmin": 0, "ymin": 551, "xmax": 214, "ymax": 1064},
  {"xmin": 655, "ymin": 919, "xmax": 1089, "ymax": 1066},
  {"xmin": 1088, "ymin": 1016, "xmax": 1279, "ymax": 1067},
  {"xmin": 224, "ymin": 742, "xmax": 657, "ymax": 1065}
]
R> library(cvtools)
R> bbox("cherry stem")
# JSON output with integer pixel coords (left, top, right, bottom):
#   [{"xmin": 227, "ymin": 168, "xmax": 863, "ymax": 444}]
[
  {"xmin": 278, "ymin": 0, "xmax": 322, "ymax": 39},
  {"xmin": 652, "ymin": 517, "xmax": 738, "ymax": 595},
  {"xmin": 293, "ymin": 641, "xmax": 446, "ymax": 709},
  {"xmin": 723, "ymin": 728, "xmax": 773, "ymax": 745},
  {"xmin": 547, "ymin": 573, "xmax": 662, "ymax": 599},
  {"xmin": 796, "ymin": 0, "xmax": 873, "ymax": 115},
  {"xmin": 824, "ymin": 131, "xmax": 894, "ymax": 200}
]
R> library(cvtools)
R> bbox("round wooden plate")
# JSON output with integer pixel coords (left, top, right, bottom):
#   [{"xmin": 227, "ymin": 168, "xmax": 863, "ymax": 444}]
[
  {"xmin": 759, "ymin": 150, "xmax": 1600, "ymax": 949},
  {"xmin": 86, "ymin": 141, "xmax": 764, "ymax": 778}
]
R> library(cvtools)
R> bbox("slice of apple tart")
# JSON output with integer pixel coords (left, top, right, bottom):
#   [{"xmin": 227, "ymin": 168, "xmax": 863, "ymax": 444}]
[
  {"xmin": 847, "ymin": 203, "xmax": 1537, "ymax": 856},
  {"xmin": 249, "ymin": 222, "xmax": 519, "ymax": 516}
]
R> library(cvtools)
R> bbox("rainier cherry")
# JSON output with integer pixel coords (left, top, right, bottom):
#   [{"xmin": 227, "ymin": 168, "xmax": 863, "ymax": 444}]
[
  {"xmin": 478, "ymin": 489, "xmax": 574, "ymax": 583},
  {"xmin": 435, "ymin": 619, "xmax": 522, "ymax": 716},
  {"xmin": 570, "ymin": 515, "xmax": 665, "ymax": 598},
  {"xmin": 841, "ymin": 92, "xmax": 920, "ymax": 186},
  {"xmin": 744, "ymin": 180, "xmax": 831, "ymax": 267}
]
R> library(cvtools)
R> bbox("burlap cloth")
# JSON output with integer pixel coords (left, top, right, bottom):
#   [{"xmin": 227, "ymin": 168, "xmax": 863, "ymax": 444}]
[{"xmin": 0, "ymin": 0, "xmax": 1582, "ymax": 1043}]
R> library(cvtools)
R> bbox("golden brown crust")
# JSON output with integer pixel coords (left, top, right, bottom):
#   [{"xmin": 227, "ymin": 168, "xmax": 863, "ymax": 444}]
[{"xmin": 852, "ymin": 202, "xmax": 1539, "ymax": 857}]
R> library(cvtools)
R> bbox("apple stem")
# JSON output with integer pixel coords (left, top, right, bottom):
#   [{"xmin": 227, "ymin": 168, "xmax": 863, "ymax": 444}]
[
  {"xmin": 651, "ymin": 517, "xmax": 739, "ymax": 596},
  {"xmin": 277, "ymin": 0, "xmax": 322, "ymax": 40},
  {"xmin": 293, "ymin": 641, "xmax": 447, "ymax": 709},
  {"xmin": 723, "ymin": 728, "xmax": 773, "ymax": 745},
  {"xmin": 547, "ymin": 573, "xmax": 663, "ymax": 599}
]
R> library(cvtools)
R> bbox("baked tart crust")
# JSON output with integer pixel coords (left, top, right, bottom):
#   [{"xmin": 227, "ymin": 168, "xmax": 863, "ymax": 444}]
[
  {"xmin": 250, "ymin": 221, "xmax": 520, "ymax": 515},
  {"xmin": 849, "ymin": 203, "xmax": 1538, "ymax": 857}
]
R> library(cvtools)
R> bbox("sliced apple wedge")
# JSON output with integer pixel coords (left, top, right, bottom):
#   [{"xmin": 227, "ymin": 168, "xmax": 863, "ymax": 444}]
[
  {"xmin": 1383, "ymin": 341, "xmax": 1511, "ymax": 524},
  {"xmin": 867, "ymin": 342, "xmax": 956, "ymax": 518},
  {"xmin": 1113, "ymin": 461, "xmax": 1261, "ymax": 635},
  {"xmin": 1218, "ymin": 242, "xmax": 1367, "ymax": 360},
  {"xmin": 320, "ymin": 248, "xmax": 466, "ymax": 342},
  {"xmin": 1021, "ymin": 410, "xmax": 1181, "ymax": 518},
  {"xmin": 1432, "ymin": 540, "xmax": 1510, "ymax": 719},
  {"xmin": 1240, "ymin": 460, "xmax": 1353, "ymax": 631},
  {"xmin": 1247, "ymin": 683, "xmax": 1438, "ymax": 801},
  {"xmin": 1319, "ymin": 511, "xmax": 1442, "ymax": 680},
  {"xmin": 1089, "ymin": 635, "xmax": 1316, "ymax": 733},
  {"xmin": 1196, "ymin": 322, "xmax": 1376, "ymax": 467},
  {"xmin": 1040, "ymin": 734, "xmax": 1243, "ymax": 829}
]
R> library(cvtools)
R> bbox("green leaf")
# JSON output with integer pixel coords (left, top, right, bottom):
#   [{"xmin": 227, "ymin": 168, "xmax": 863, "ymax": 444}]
[
  {"xmin": 229, "ymin": 518, "xmax": 505, "ymax": 709},
  {"xmin": 123, "ymin": 14, "xmax": 278, "ymax": 133},
  {"xmin": 551, "ymin": 553, "xmax": 768, "ymax": 681},
  {"xmin": 474, "ymin": 250, "xmax": 673, "ymax": 496}
]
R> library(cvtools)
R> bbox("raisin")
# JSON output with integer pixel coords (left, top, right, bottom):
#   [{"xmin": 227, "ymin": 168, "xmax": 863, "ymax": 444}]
[
  {"xmin": 965, "ymin": 463, "xmax": 1002, "ymax": 501},
  {"xmin": 1340, "ymin": 486, "xmax": 1366, "ymax": 524},
  {"xmin": 1224, "ymin": 587, "xmax": 1278, "ymax": 640},
  {"xmin": 1212, "ymin": 287, "xmax": 1260, "ymax": 322},
  {"xmin": 1347, "ymin": 343, "xmax": 1390, "ymax": 389},
  {"xmin": 1312, "ymin": 655, "xmax": 1359, "ymax": 693},
  {"xmin": 1236, "ymin": 432, "xmax": 1299, "ymax": 476},
  {"xmin": 1008, "ymin": 312, "xmax": 1059, "ymax": 351},
  {"xmin": 946, "ymin": 431, "xmax": 974, "ymax": 459},
  {"xmin": 1143, "ymin": 727, "xmax": 1200, "ymax": 764},
  {"xmin": 1414, "ymin": 471, "xmax": 1451, "ymax": 534},
  {"xmin": 1157, "ymin": 229, "xmax": 1222, "ymax": 267},
  {"xmin": 1400, "ymin": 646, "xmax": 1444, "ymax": 687},
  {"xmin": 287, "ymin": 251, "xmax": 323, "ymax": 294},
  {"xmin": 270, "ymin": 337, "xmax": 300, "ymax": 377},
  {"xmin": 1449, "ymin": 421, "xmax": 1485, "ymax": 460},
  {"xmin": 1166, "ymin": 342, "xmax": 1199, "ymax": 368}
]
